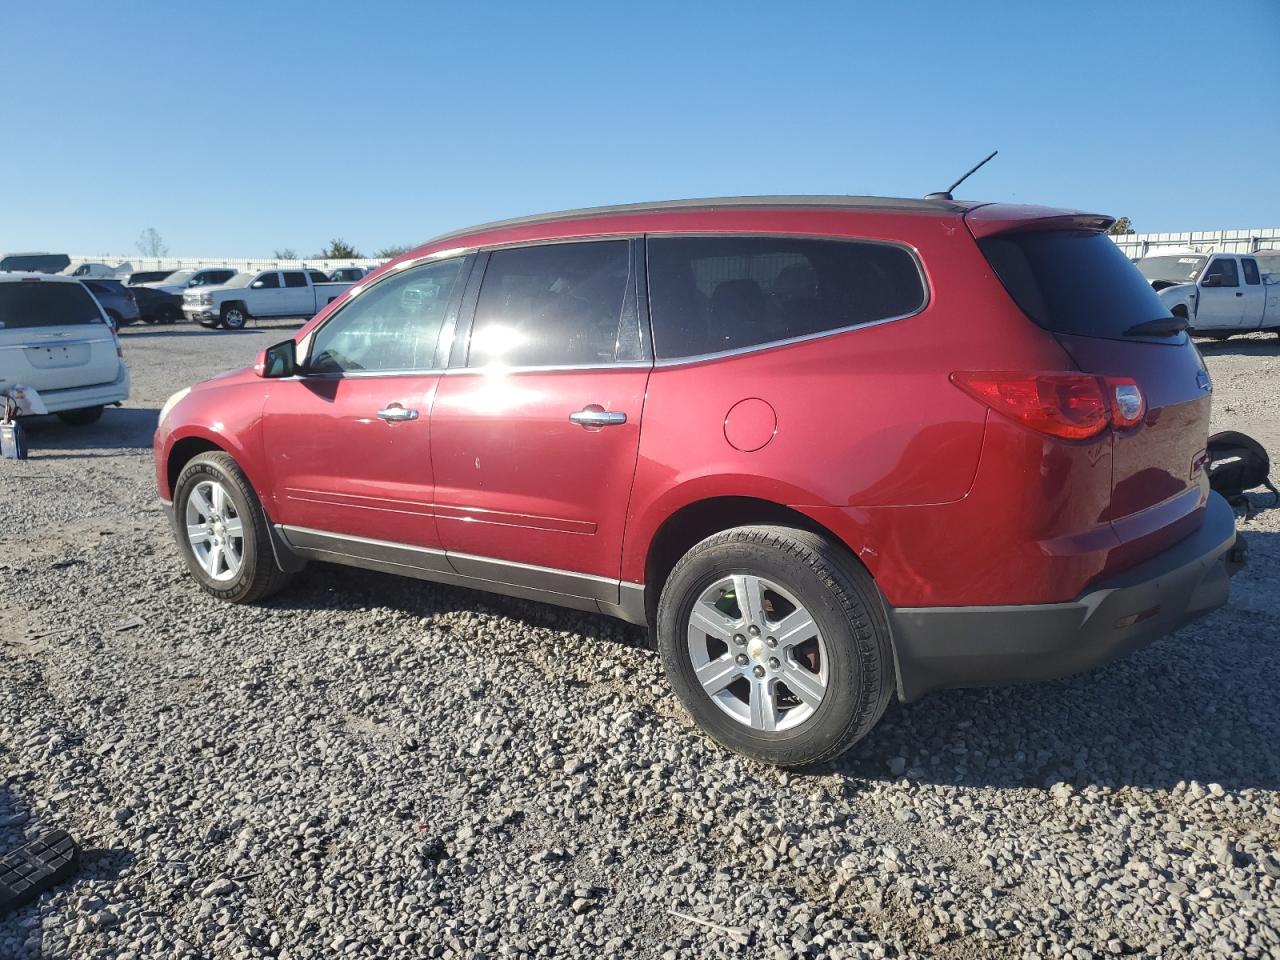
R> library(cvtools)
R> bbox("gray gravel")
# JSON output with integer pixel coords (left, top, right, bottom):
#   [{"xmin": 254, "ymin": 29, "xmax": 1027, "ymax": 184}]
[{"xmin": 1, "ymin": 320, "xmax": 1278, "ymax": 959}]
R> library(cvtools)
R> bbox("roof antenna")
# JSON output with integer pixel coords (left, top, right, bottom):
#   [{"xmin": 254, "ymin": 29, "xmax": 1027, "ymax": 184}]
[{"xmin": 925, "ymin": 150, "xmax": 998, "ymax": 201}]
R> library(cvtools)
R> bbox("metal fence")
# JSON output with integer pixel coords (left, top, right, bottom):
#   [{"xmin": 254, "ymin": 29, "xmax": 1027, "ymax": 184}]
[{"xmin": 1110, "ymin": 228, "xmax": 1280, "ymax": 259}]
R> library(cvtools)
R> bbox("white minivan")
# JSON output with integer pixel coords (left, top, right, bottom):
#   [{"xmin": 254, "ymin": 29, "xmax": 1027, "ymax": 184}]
[{"xmin": 0, "ymin": 274, "xmax": 130, "ymax": 425}]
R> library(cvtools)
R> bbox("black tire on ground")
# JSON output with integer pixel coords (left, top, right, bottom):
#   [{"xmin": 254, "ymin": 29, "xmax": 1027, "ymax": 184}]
[
  {"xmin": 164, "ymin": 305, "xmax": 181, "ymax": 324},
  {"xmin": 171, "ymin": 452, "xmax": 293, "ymax": 604},
  {"xmin": 657, "ymin": 525, "xmax": 895, "ymax": 767},
  {"xmin": 56, "ymin": 406, "xmax": 104, "ymax": 426},
  {"xmin": 220, "ymin": 303, "xmax": 249, "ymax": 330}
]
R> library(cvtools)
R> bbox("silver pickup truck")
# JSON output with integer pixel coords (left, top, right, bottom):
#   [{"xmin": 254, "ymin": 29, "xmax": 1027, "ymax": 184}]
[
  {"xmin": 183, "ymin": 268, "xmax": 354, "ymax": 330},
  {"xmin": 1136, "ymin": 252, "xmax": 1279, "ymax": 339}
]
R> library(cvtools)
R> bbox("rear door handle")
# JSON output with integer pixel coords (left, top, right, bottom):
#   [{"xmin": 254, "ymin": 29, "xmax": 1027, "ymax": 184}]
[
  {"xmin": 569, "ymin": 406, "xmax": 627, "ymax": 428},
  {"xmin": 377, "ymin": 405, "xmax": 419, "ymax": 422}
]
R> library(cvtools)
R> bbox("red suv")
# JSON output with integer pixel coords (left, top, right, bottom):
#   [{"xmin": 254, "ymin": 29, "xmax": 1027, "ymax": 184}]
[{"xmin": 154, "ymin": 196, "xmax": 1244, "ymax": 766}]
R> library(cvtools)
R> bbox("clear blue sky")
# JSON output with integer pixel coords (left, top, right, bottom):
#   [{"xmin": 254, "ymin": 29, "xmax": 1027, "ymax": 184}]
[{"xmin": 2, "ymin": 0, "xmax": 1277, "ymax": 257}]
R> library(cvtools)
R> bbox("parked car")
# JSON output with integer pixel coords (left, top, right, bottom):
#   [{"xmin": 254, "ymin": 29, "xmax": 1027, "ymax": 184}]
[
  {"xmin": 140, "ymin": 268, "xmax": 237, "ymax": 296},
  {"xmin": 154, "ymin": 195, "xmax": 1244, "ymax": 766},
  {"xmin": 182, "ymin": 269, "xmax": 351, "ymax": 329},
  {"xmin": 0, "ymin": 273, "xmax": 129, "ymax": 425},
  {"xmin": 128, "ymin": 270, "xmax": 174, "ymax": 285},
  {"xmin": 1252, "ymin": 251, "xmax": 1280, "ymax": 278},
  {"xmin": 327, "ymin": 266, "xmax": 374, "ymax": 283},
  {"xmin": 68, "ymin": 261, "xmax": 131, "ymax": 279},
  {"xmin": 131, "ymin": 285, "xmax": 183, "ymax": 324},
  {"xmin": 1136, "ymin": 253, "xmax": 1280, "ymax": 338},
  {"xmin": 81, "ymin": 279, "xmax": 141, "ymax": 328},
  {"xmin": 1, "ymin": 253, "xmax": 70, "ymax": 274}
]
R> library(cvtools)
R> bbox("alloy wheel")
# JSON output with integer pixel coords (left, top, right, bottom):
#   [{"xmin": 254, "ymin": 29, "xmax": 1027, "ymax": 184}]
[
  {"xmin": 184, "ymin": 479, "xmax": 244, "ymax": 581},
  {"xmin": 685, "ymin": 574, "xmax": 829, "ymax": 732}
]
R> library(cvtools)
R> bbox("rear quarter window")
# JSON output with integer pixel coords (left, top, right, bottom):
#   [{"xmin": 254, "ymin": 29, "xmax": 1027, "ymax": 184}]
[
  {"xmin": 978, "ymin": 230, "xmax": 1173, "ymax": 340},
  {"xmin": 646, "ymin": 236, "xmax": 925, "ymax": 360},
  {"xmin": 0, "ymin": 282, "xmax": 104, "ymax": 328}
]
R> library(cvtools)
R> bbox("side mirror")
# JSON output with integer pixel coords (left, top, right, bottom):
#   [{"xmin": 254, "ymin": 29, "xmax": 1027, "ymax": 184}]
[
  {"xmin": 251, "ymin": 280, "xmax": 265, "ymax": 289},
  {"xmin": 1200, "ymin": 274, "xmax": 1223, "ymax": 288},
  {"xmin": 254, "ymin": 339, "xmax": 297, "ymax": 378}
]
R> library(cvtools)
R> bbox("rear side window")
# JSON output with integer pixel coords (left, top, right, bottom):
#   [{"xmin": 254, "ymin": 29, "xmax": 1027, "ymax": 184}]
[
  {"xmin": 978, "ymin": 230, "xmax": 1172, "ymax": 340},
  {"xmin": 308, "ymin": 270, "xmax": 329, "ymax": 284},
  {"xmin": 0, "ymin": 282, "xmax": 104, "ymax": 328},
  {"xmin": 468, "ymin": 241, "xmax": 630, "ymax": 367},
  {"xmin": 283, "ymin": 271, "xmax": 307, "ymax": 288},
  {"xmin": 647, "ymin": 236, "xmax": 925, "ymax": 359},
  {"xmin": 1242, "ymin": 258, "xmax": 1260, "ymax": 285}
]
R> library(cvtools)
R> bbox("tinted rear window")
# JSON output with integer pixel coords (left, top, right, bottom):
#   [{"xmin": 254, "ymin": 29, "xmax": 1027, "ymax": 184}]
[
  {"xmin": 0, "ymin": 282, "xmax": 104, "ymax": 328},
  {"xmin": 647, "ymin": 236, "xmax": 925, "ymax": 359},
  {"xmin": 978, "ymin": 230, "xmax": 1172, "ymax": 339}
]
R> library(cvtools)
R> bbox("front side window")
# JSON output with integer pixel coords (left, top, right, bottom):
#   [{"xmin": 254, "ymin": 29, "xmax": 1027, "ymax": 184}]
[
  {"xmin": 283, "ymin": 271, "xmax": 307, "ymax": 288},
  {"xmin": 1203, "ymin": 258, "xmax": 1239, "ymax": 287},
  {"xmin": 467, "ymin": 241, "xmax": 630, "ymax": 367},
  {"xmin": 1242, "ymin": 258, "xmax": 1260, "ymax": 285},
  {"xmin": 647, "ymin": 236, "xmax": 925, "ymax": 359},
  {"xmin": 255, "ymin": 272, "xmax": 281, "ymax": 289},
  {"xmin": 308, "ymin": 257, "xmax": 465, "ymax": 374}
]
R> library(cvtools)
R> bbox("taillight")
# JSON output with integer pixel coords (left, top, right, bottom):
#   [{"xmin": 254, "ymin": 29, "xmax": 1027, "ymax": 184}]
[{"xmin": 951, "ymin": 371, "xmax": 1144, "ymax": 440}]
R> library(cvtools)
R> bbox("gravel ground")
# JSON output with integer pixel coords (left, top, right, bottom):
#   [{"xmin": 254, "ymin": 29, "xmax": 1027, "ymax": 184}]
[{"xmin": 1, "ymin": 321, "xmax": 1278, "ymax": 960}]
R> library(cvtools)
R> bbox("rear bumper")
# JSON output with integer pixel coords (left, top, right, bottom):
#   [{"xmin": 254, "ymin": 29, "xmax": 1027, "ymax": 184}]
[
  {"xmin": 888, "ymin": 491, "xmax": 1242, "ymax": 701},
  {"xmin": 35, "ymin": 365, "xmax": 130, "ymax": 413}
]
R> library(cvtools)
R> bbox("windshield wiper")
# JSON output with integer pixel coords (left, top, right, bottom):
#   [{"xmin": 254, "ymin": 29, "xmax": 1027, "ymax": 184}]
[{"xmin": 1124, "ymin": 316, "xmax": 1189, "ymax": 337}]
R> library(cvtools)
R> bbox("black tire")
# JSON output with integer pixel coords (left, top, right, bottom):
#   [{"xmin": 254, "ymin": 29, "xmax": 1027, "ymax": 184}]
[
  {"xmin": 56, "ymin": 406, "xmax": 104, "ymax": 426},
  {"xmin": 657, "ymin": 525, "xmax": 894, "ymax": 767},
  {"xmin": 172, "ymin": 452, "xmax": 292, "ymax": 603},
  {"xmin": 220, "ymin": 303, "xmax": 249, "ymax": 330}
]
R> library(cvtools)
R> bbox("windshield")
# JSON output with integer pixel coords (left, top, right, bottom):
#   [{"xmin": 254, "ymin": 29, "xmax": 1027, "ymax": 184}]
[
  {"xmin": 1135, "ymin": 256, "xmax": 1207, "ymax": 284},
  {"xmin": 223, "ymin": 273, "xmax": 254, "ymax": 287},
  {"xmin": 160, "ymin": 270, "xmax": 195, "ymax": 286}
]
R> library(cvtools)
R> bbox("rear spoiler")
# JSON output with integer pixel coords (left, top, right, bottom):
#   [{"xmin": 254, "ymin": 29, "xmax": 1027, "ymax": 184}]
[{"xmin": 964, "ymin": 203, "xmax": 1115, "ymax": 239}]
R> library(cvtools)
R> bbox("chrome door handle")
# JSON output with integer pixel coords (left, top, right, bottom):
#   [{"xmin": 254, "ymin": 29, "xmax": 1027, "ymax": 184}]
[
  {"xmin": 377, "ymin": 405, "xmax": 419, "ymax": 422},
  {"xmin": 569, "ymin": 406, "xmax": 627, "ymax": 428}
]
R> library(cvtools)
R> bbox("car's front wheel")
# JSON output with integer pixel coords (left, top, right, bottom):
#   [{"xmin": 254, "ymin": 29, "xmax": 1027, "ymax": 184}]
[
  {"xmin": 220, "ymin": 304, "xmax": 249, "ymax": 330},
  {"xmin": 172, "ymin": 452, "xmax": 292, "ymax": 603},
  {"xmin": 657, "ymin": 525, "xmax": 894, "ymax": 767}
]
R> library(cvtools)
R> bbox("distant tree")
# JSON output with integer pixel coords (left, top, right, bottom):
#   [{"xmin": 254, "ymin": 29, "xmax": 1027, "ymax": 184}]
[
  {"xmin": 273, "ymin": 247, "xmax": 298, "ymax": 260},
  {"xmin": 314, "ymin": 238, "xmax": 362, "ymax": 259},
  {"xmin": 136, "ymin": 227, "xmax": 168, "ymax": 257},
  {"xmin": 1108, "ymin": 217, "xmax": 1135, "ymax": 236},
  {"xmin": 374, "ymin": 244, "xmax": 413, "ymax": 259}
]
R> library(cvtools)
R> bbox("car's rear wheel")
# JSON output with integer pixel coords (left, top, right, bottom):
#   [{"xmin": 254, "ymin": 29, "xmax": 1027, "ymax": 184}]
[
  {"xmin": 56, "ymin": 406, "xmax": 104, "ymax": 426},
  {"xmin": 172, "ymin": 452, "xmax": 291, "ymax": 603},
  {"xmin": 657, "ymin": 525, "xmax": 894, "ymax": 767},
  {"xmin": 220, "ymin": 304, "xmax": 248, "ymax": 330}
]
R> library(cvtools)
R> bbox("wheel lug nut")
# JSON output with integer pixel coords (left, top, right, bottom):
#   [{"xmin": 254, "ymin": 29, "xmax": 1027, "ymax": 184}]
[
  {"xmin": 768, "ymin": 657, "xmax": 780, "ymax": 670},
  {"xmin": 748, "ymin": 625, "xmax": 760, "ymax": 636},
  {"xmin": 766, "ymin": 636, "xmax": 777, "ymax": 648},
  {"xmin": 735, "ymin": 654, "xmax": 749, "ymax": 666},
  {"xmin": 733, "ymin": 634, "xmax": 745, "ymax": 645},
  {"xmin": 752, "ymin": 665, "xmax": 766, "ymax": 678}
]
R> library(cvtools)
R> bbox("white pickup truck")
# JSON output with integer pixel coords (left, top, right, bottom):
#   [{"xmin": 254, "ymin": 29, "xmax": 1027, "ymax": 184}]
[
  {"xmin": 1136, "ymin": 252, "xmax": 1280, "ymax": 339},
  {"xmin": 183, "ymin": 268, "xmax": 353, "ymax": 329}
]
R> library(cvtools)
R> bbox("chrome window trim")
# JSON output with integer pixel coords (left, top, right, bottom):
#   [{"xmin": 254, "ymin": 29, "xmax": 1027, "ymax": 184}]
[
  {"xmin": 642, "ymin": 231, "xmax": 930, "ymax": 367},
  {"xmin": 441, "ymin": 360, "xmax": 652, "ymax": 376}
]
